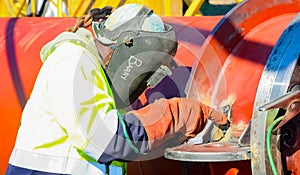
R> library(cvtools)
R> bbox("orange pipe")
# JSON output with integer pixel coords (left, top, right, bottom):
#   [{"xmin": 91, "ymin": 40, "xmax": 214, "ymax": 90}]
[
  {"xmin": 0, "ymin": 17, "xmax": 75, "ymax": 174},
  {"xmin": 187, "ymin": 0, "xmax": 300, "ymax": 138}
]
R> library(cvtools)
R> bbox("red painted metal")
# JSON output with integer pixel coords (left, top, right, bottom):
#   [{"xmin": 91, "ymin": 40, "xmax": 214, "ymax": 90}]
[
  {"xmin": 185, "ymin": 1, "xmax": 300, "ymax": 174},
  {"xmin": 0, "ymin": 17, "xmax": 76, "ymax": 174},
  {"xmin": 164, "ymin": 16, "xmax": 223, "ymax": 67},
  {"xmin": 187, "ymin": 0, "xmax": 300, "ymax": 138}
]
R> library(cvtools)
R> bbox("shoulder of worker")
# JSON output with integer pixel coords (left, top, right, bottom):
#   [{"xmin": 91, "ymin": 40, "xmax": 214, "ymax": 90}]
[{"xmin": 40, "ymin": 28, "xmax": 98, "ymax": 63}]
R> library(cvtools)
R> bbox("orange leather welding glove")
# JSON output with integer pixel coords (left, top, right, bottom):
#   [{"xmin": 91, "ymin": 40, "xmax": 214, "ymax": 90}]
[{"xmin": 128, "ymin": 97, "xmax": 227, "ymax": 151}]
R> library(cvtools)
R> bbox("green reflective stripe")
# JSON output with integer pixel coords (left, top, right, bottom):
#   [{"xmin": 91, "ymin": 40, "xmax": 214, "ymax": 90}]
[
  {"xmin": 80, "ymin": 94, "xmax": 114, "ymax": 106},
  {"xmin": 42, "ymin": 46, "xmax": 58, "ymax": 62},
  {"xmin": 77, "ymin": 153, "xmax": 124, "ymax": 175},
  {"xmin": 77, "ymin": 150, "xmax": 126, "ymax": 175},
  {"xmin": 111, "ymin": 161, "xmax": 127, "ymax": 175},
  {"xmin": 79, "ymin": 107, "xmax": 89, "ymax": 117},
  {"xmin": 77, "ymin": 149, "xmax": 98, "ymax": 163},
  {"xmin": 34, "ymin": 120, "xmax": 69, "ymax": 150},
  {"xmin": 34, "ymin": 135, "xmax": 68, "ymax": 150},
  {"xmin": 92, "ymin": 69, "xmax": 116, "ymax": 109}
]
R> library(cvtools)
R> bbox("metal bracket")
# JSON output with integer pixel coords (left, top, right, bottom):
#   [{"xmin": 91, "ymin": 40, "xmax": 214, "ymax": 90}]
[{"xmin": 259, "ymin": 90, "xmax": 300, "ymax": 131}]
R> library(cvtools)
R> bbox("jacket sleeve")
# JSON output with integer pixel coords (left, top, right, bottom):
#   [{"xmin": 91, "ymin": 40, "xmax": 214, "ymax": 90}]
[{"xmin": 98, "ymin": 113, "xmax": 149, "ymax": 163}]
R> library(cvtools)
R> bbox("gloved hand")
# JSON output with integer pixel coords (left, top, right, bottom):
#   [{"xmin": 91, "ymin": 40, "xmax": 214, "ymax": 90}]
[{"xmin": 128, "ymin": 97, "xmax": 227, "ymax": 151}]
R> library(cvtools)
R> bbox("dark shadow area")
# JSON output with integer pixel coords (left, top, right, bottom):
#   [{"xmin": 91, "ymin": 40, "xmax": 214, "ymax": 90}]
[
  {"xmin": 165, "ymin": 21, "xmax": 213, "ymax": 45},
  {"xmin": 280, "ymin": 114, "xmax": 300, "ymax": 174},
  {"xmin": 5, "ymin": 18, "xmax": 27, "ymax": 109},
  {"xmin": 200, "ymin": 0, "xmax": 238, "ymax": 16},
  {"xmin": 183, "ymin": 0, "xmax": 238, "ymax": 16},
  {"xmin": 128, "ymin": 66, "xmax": 192, "ymax": 110}
]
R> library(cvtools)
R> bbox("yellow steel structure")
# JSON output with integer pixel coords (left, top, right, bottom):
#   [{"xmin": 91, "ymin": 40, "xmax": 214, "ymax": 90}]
[
  {"xmin": 1, "ymin": 0, "xmax": 183, "ymax": 17},
  {"xmin": 0, "ymin": 0, "xmax": 243, "ymax": 17},
  {"xmin": 0, "ymin": 0, "xmax": 27, "ymax": 17},
  {"xmin": 183, "ymin": 0, "xmax": 205, "ymax": 16}
]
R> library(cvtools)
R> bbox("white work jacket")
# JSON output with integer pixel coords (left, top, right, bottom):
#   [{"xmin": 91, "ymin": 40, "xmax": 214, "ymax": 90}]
[{"xmin": 9, "ymin": 28, "xmax": 121, "ymax": 175}]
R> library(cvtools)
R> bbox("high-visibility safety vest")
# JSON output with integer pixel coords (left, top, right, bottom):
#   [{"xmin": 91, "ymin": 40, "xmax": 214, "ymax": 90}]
[{"xmin": 8, "ymin": 28, "xmax": 125, "ymax": 175}]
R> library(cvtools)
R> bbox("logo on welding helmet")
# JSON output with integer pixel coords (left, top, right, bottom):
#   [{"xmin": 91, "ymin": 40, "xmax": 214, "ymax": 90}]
[{"xmin": 120, "ymin": 55, "xmax": 142, "ymax": 80}]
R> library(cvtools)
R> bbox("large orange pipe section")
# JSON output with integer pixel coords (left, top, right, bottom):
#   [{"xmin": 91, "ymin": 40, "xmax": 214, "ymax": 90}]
[
  {"xmin": 187, "ymin": 0, "xmax": 300, "ymax": 138},
  {"xmin": 0, "ymin": 17, "xmax": 76, "ymax": 174},
  {"xmin": 0, "ymin": 16, "xmax": 221, "ymax": 175}
]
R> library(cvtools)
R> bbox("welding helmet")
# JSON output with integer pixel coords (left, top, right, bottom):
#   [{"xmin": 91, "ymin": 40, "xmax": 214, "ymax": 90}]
[{"xmin": 92, "ymin": 4, "xmax": 178, "ymax": 108}]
